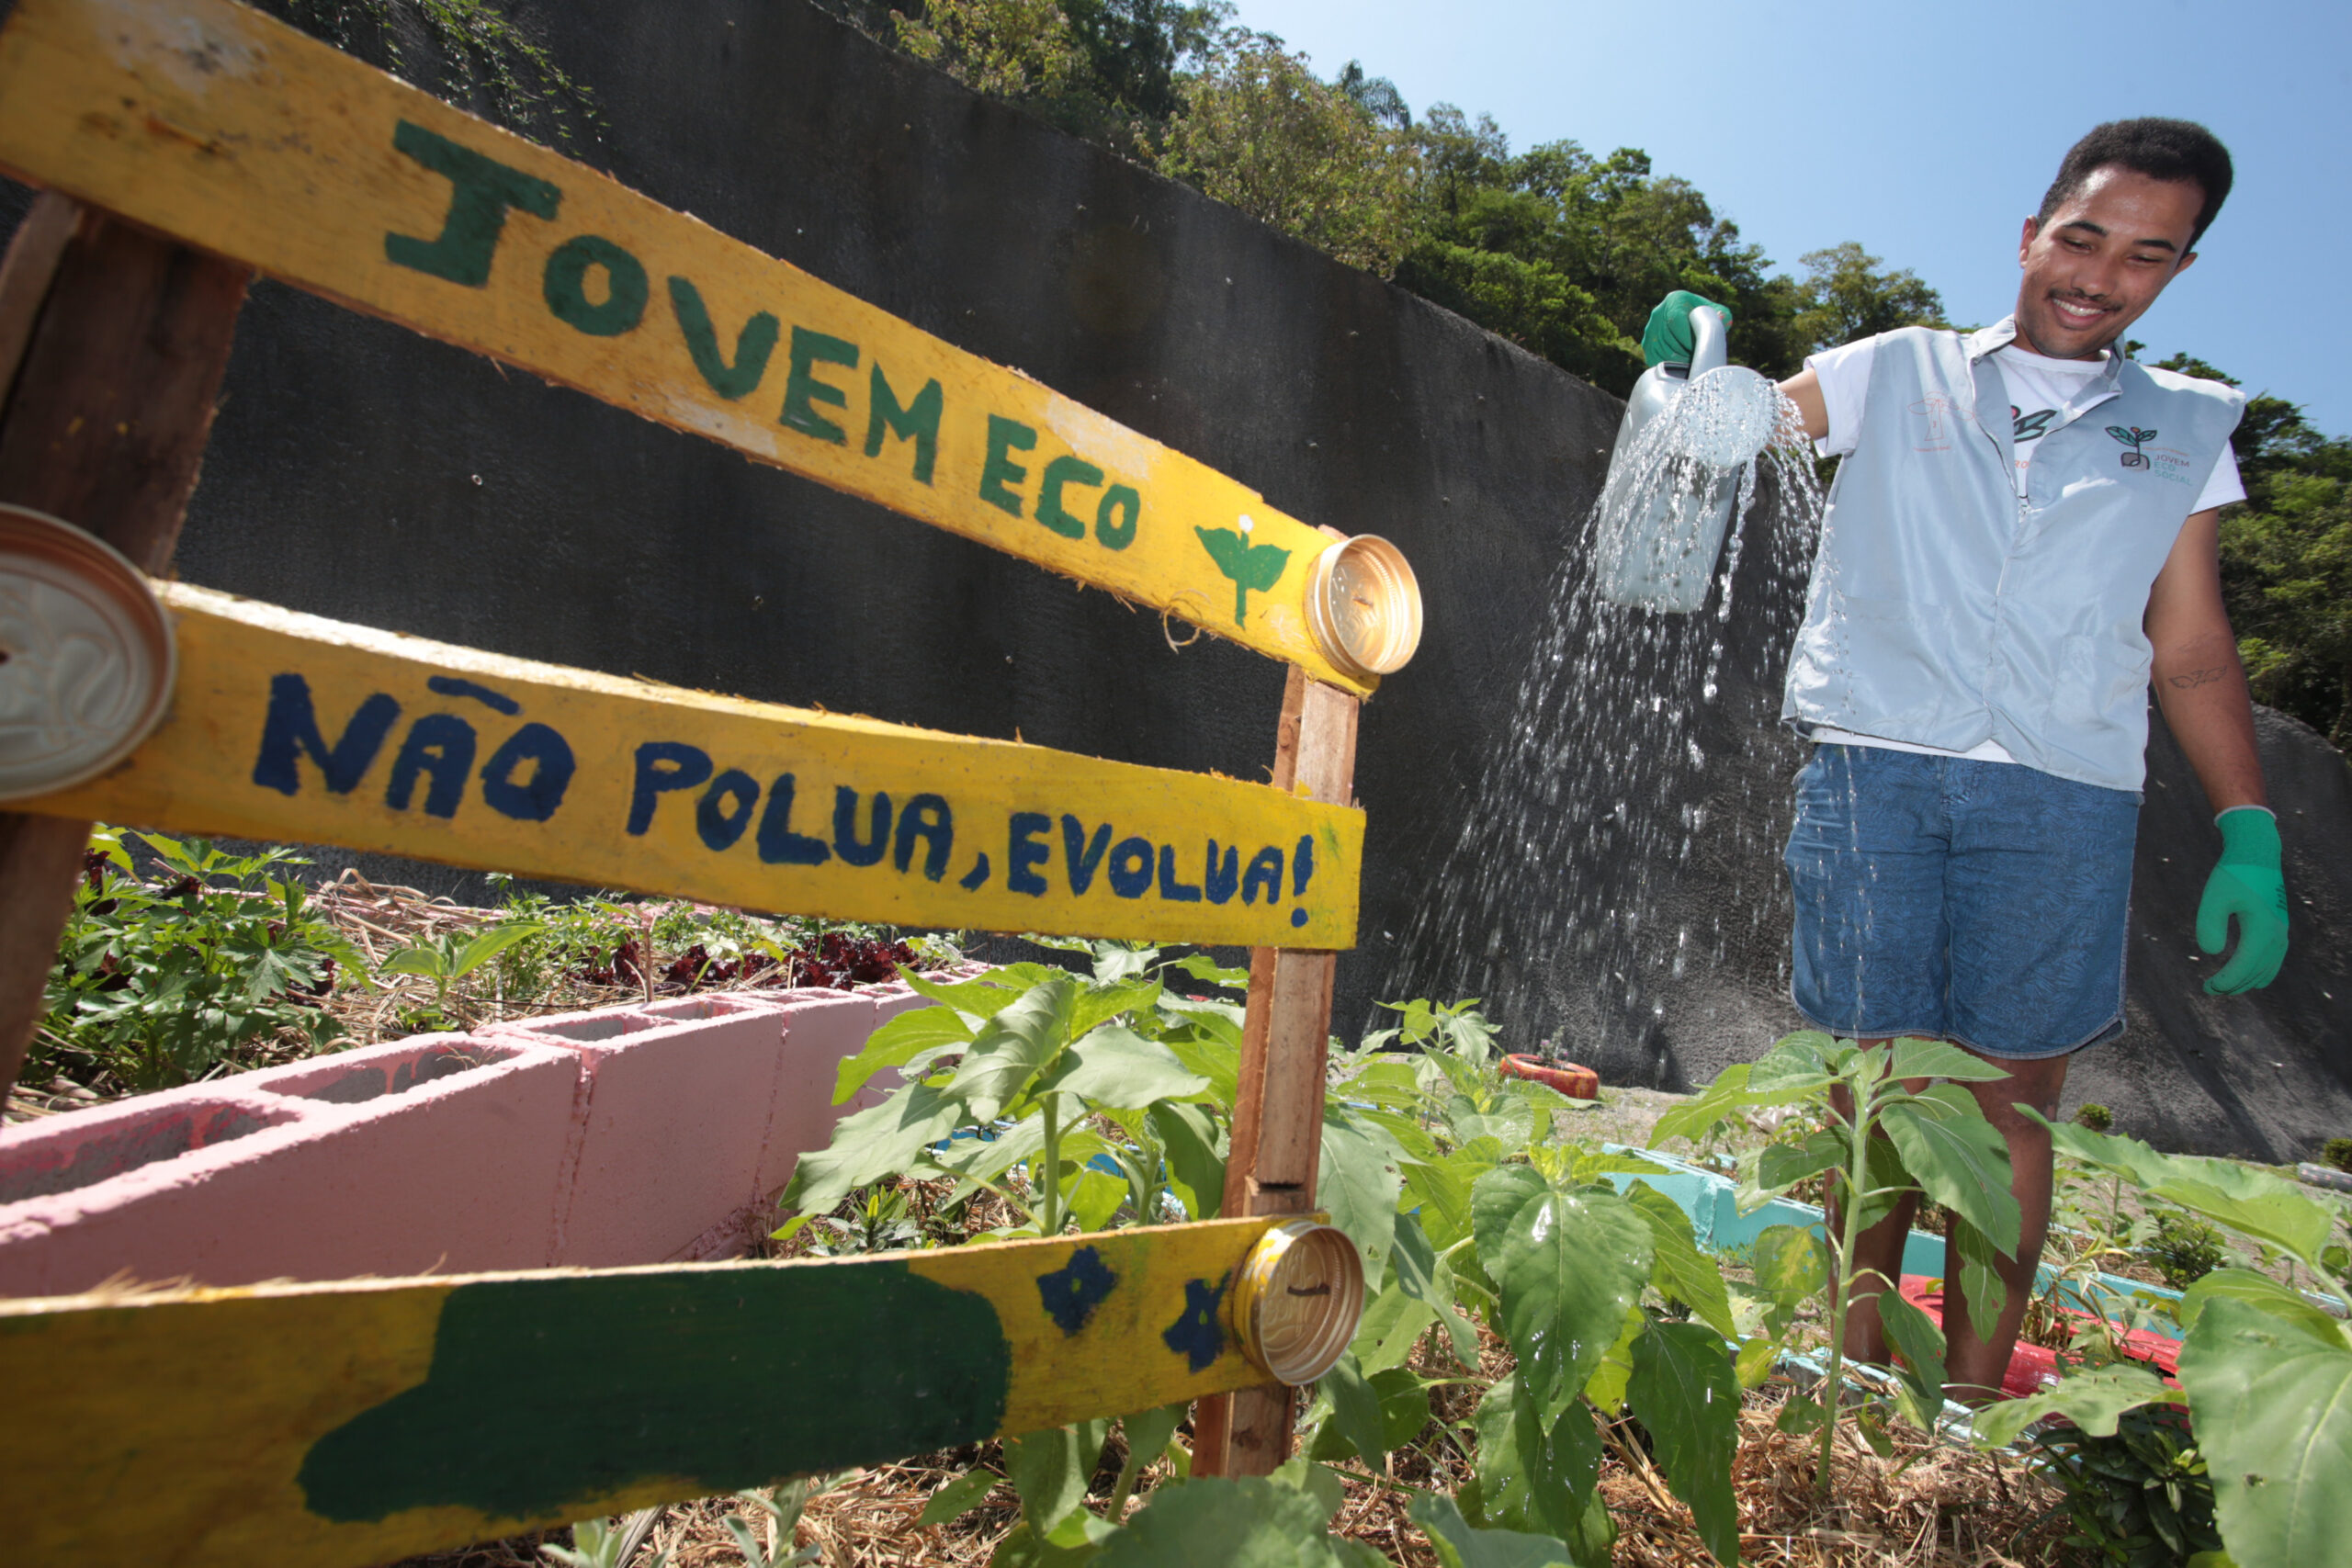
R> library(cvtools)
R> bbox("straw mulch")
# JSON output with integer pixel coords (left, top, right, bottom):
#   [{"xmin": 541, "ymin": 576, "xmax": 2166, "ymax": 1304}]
[{"xmin": 387, "ymin": 1377, "xmax": 2062, "ymax": 1568}]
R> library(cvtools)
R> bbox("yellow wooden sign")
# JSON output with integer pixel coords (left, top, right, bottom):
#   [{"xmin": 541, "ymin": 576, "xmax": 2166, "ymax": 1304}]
[
  {"xmin": 16, "ymin": 584, "xmax": 1360, "ymax": 946},
  {"xmin": 0, "ymin": 1218, "xmax": 1297, "ymax": 1567},
  {"xmin": 0, "ymin": 0, "xmax": 1374, "ymax": 693}
]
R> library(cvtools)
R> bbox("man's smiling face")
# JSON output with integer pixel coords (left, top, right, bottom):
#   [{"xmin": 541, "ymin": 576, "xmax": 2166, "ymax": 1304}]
[{"xmin": 2014, "ymin": 165, "xmax": 2204, "ymax": 359}]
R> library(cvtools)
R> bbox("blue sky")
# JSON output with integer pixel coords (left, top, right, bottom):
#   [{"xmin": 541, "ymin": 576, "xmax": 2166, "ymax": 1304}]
[{"xmin": 1239, "ymin": 0, "xmax": 2352, "ymax": 434}]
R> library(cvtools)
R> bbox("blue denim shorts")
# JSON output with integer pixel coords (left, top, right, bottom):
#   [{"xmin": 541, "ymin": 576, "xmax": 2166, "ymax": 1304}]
[{"xmin": 1783, "ymin": 744, "xmax": 2140, "ymax": 1060}]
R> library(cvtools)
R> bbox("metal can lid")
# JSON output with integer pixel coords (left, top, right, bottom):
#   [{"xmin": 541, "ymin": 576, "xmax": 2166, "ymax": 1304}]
[
  {"xmin": 1229, "ymin": 1219, "xmax": 1365, "ymax": 1385},
  {"xmin": 1306, "ymin": 534, "xmax": 1422, "ymax": 682},
  {"xmin": 0, "ymin": 505, "xmax": 175, "ymax": 804}
]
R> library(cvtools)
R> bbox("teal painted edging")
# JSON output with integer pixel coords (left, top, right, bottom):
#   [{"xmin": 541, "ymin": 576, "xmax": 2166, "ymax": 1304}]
[{"xmin": 1599, "ymin": 1145, "xmax": 2205, "ymax": 1316}]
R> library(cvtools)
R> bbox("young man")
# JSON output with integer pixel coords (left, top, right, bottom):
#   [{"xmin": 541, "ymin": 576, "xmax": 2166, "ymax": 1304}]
[{"xmin": 1650, "ymin": 118, "xmax": 2290, "ymax": 1400}]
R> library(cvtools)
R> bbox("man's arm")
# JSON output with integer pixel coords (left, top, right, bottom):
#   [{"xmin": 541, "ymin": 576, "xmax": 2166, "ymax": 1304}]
[
  {"xmin": 2144, "ymin": 507, "xmax": 2267, "ymax": 811},
  {"xmin": 1780, "ymin": 367, "xmax": 1830, "ymax": 443}
]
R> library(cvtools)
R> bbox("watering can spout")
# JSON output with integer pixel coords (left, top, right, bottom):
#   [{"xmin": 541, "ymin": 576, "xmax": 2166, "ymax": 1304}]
[{"xmin": 1686, "ymin": 303, "xmax": 1730, "ymax": 377}]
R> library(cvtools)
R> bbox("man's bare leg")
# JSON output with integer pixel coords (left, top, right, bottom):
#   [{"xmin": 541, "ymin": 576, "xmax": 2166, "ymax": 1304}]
[{"xmin": 1942, "ymin": 1047, "xmax": 2068, "ymax": 1403}]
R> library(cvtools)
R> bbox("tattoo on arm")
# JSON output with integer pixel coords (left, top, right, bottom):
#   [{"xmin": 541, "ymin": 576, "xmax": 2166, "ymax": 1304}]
[{"xmin": 2167, "ymin": 666, "xmax": 2230, "ymax": 690}]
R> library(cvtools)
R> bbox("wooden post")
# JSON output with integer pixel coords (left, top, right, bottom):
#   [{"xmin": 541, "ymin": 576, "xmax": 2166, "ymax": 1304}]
[
  {"xmin": 1191, "ymin": 663, "xmax": 1361, "ymax": 1476},
  {"xmin": 0, "ymin": 198, "xmax": 250, "ymax": 1099}
]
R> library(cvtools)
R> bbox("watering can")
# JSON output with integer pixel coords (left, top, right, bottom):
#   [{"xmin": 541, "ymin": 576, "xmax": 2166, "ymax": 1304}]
[{"xmin": 1593, "ymin": 305, "xmax": 1780, "ymax": 613}]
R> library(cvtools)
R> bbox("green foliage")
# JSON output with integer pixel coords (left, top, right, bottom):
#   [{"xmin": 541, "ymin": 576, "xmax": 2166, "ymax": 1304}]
[
  {"xmin": 377, "ymin": 919, "xmax": 543, "ymax": 1032},
  {"xmin": 2176, "ymin": 1299, "xmax": 2352, "ymax": 1568},
  {"xmin": 2019, "ymin": 1405, "xmax": 2223, "ymax": 1568},
  {"xmin": 2143, "ymin": 1213, "xmax": 2229, "ymax": 1290},
  {"xmin": 2325, "ymin": 1137, "xmax": 2352, "ymax": 1174},
  {"xmin": 1152, "ymin": 28, "xmax": 1421, "ymax": 276},
  {"xmin": 256, "ymin": 0, "xmax": 603, "ymax": 150},
  {"xmin": 2078, "ymin": 1103, "xmax": 2116, "ymax": 1133},
  {"xmin": 538, "ymin": 1514, "xmax": 669, "ymax": 1568},
  {"xmin": 38, "ymin": 830, "xmax": 361, "ymax": 1090}
]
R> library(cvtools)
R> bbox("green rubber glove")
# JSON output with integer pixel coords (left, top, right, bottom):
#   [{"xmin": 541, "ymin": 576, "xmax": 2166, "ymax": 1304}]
[
  {"xmin": 1642, "ymin": 289, "xmax": 1733, "ymax": 367},
  {"xmin": 2196, "ymin": 806, "xmax": 2288, "ymax": 995}
]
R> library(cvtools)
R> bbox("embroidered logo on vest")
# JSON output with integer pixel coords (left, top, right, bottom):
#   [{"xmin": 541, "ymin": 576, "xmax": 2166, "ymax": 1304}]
[{"xmin": 2106, "ymin": 424, "xmax": 2155, "ymax": 469}]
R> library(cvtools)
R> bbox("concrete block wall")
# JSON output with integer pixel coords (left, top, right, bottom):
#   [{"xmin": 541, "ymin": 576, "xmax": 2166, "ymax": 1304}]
[{"xmin": 0, "ymin": 977, "xmax": 959, "ymax": 1299}]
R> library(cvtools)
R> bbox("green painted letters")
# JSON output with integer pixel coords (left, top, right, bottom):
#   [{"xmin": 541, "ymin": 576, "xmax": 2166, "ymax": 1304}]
[
  {"xmin": 865, "ymin": 365, "xmax": 944, "ymax": 484},
  {"xmin": 781, "ymin": 327, "xmax": 860, "ymax": 444},
  {"xmin": 1096, "ymin": 484, "xmax": 1141, "ymax": 550},
  {"xmin": 667, "ymin": 276, "xmax": 779, "ymax": 400},
  {"xmin": 1036, "ymin": 456, "xmax": 1102, "ymax": 540},
  {"xmin": 383, "ymin": 119, "xmax": 560, "ymax": 288},
  {"xmin": 544, "ymin": 235, "xmax": 650, "ymax": 336},
  {"xmin": 979, "ymin": 415, "xmax": 1038, "ymax": 517}
]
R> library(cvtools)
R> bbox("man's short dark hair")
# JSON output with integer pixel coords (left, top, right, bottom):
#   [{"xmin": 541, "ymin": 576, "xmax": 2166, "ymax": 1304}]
[{"xmin": 2039, "ymin": 118, "xmax": 2233, "ymax": 249}]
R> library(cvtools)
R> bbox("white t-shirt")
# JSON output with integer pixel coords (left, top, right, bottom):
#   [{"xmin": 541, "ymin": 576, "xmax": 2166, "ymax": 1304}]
[{"xmin": 1803, "ymin": 333, "xmax": 2245, "ymax": 762}]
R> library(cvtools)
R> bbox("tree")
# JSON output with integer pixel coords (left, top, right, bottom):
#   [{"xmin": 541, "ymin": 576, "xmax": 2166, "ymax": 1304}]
[
  {"xmin": 1151, "ymin": 30, "xmax": 1419, "ymax": 276},
  {"xmin": 2157, "ymin": 356, "xmax": 2352, "ymax": 751},
  {"xmin": 1793, "ymin": 242, "xmax": 1946, "ymax": 351}
]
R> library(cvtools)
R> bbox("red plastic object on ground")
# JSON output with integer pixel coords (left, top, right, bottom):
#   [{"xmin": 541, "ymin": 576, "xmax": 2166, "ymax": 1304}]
[
  {"xmin": 1500, "ymin": 1054, "xmax": 1599, "ymax": 1100},
  {"xmin": 1897, "ymin": 1274, "xmax": 2183, "ymax": 1403}
]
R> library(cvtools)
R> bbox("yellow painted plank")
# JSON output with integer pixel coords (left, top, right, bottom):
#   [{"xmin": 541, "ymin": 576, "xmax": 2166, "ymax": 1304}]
[
  {"xmin": 0, "ymin": 0, "xmax": 1374, "ymax": 693},
  {"xmin": 0, "ymin": 1218, "xmax": 1293, "ymax": 1567},
  {"xmin": 14, "ymin": 583, "xmax": 1360, "ymax": 946}
]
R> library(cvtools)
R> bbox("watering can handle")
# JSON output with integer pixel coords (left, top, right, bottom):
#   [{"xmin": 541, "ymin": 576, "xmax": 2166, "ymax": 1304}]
[{"xmin": 1687, "ymin": 305, "xmax": 1731, "ymax": 377}]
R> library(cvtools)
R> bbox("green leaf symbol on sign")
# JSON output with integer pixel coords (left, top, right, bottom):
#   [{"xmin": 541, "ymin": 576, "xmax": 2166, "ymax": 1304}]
[{"xmin": 1194, "ymin": 526, "xmax": 1292, "ymax": 627}]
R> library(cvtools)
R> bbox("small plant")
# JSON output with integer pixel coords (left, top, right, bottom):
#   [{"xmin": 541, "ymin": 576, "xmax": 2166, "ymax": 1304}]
[
  {"xmin": 538, "ymin": 1511, "xmax": 667, "ymax": 1568},
  {"xmin": 2141, "ymin": 1212, "xmax": 2226, "ymax": 1289},
  {"xmin": 2076, "ymin": 1102, "xmax": 2115, "ymax": 1132},
  {"xmin": 40, "ymin": 829, "xmax": 364, "ymax": 1090},
  {"xmin": 2322, "ymin": 1136, "xmax": 2352, "ymax": 1174},
  {"xmin": 2018, "ymin": 1404, "xmax": 2222, "ymax": 1568},
  {"xmin": 378, "ymin": 919, "xmax": 543, "ymax": 1032}
]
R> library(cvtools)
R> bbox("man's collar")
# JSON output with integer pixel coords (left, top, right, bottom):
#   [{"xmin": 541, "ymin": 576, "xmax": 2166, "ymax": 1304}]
[{"xmin": 1967, "ymin": 315, "xmax": 2126, "ymax": 390}]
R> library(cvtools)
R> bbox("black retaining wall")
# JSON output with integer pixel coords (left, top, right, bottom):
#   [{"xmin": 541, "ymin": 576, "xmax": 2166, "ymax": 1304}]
[{"xmin": 4, "ymin": 0, "xmax": 2343, "ymax": 1158}]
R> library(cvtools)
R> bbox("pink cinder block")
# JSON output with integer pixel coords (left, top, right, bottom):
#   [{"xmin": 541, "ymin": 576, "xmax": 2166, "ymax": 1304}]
[
  {"xmin": 0, "ymin": 1032, "xmax": 578, "ymax": 1296},
  {"xmin": 750, "ymin": 990, "xmax": 881, "ymax": 1207},
  {"xmin": 493, "ymin": 995, "xmax": 793, "ymax": 1268}
]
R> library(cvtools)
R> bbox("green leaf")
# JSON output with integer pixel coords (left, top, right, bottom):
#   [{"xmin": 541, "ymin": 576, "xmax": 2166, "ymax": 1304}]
[
  {"xmin": 1625, "ymin": 1322, "xmax": 1741, "ymax": 1565},
  {"xmin": 899, "ymin": 965, "xmax": 1034, "ymax": 1018},
  {"xmin": 1193, "ymin": 526, "xmax": 1294, "ymax": 626},
  {"xmin": 1410, "ymin": 1490, "xmax": 1579, "ymax": 1568},
  {"xmin": 1405, "ymin": 1153, "xmax": 1480, "ymax": 1250},
  {"xmin": 1317, "ymin": 1351, "xmax": 1388, "ymax": 1465},
  {"xmin": 378, "ymin": 945, "xmax": 450, "ymax": 980},
  {"xmin": 1470, "ymin": 1374, "xmax": 1603, "ymax": 1542},
  {"xmin": 2151, "ymin": 1160, "xmax": 2335, "ymax": 1271},
  {"xmin": 447, "ymin": 919, "xmax": 544, "ymax": 979},
  {"xmin": 781, "ymin": 1081, "xmax": 963, "ymax": 1216},
  {"xmin": 1095, "ymin": 1475, "xmax": 1365, "ymax": 1568},
  {"xmin": 1167, "ymin": 953, "xmax": 1250, "ymax": 989},
  {"xmin": 1733, "ymin": 1337, "xmax": 1778, "ymax": 1389},
  {"xmin": 835, "ymin": 1004, "xmax": 975, "ymax": 1104},
  {"xmin": 953, "ymin": 976, "xmax": 1079, "ymax": 1121},
  {"xmin": 917, "ymin": 1466, "xmax": 1002, "ymax": 1529},
  {"xmin": 1044, "ymin": 1025, "xmax": 1208, "ymax": 1112},
  {"xmin": 1750, "ymin": 1129, "xmax": 1847, "ymax": 1195},
  {"xmin": 1968, "ymin": 1361, "xmax": 2173, "ymax": 1450},
  {"xmin": 1626, "ymin": 1181, "xmax": 1737, "ymax": 1339},
  {"xmin": 1749, "ymin": 1224, "xmax": 1829, "ymax": 1303},
  {"xmin": 1148, "ymin": 1101, "xmax": 1226, "ymax": 1219},
  {"xmin": 2179, "ymin": 1267, "xmax": 2348, "ymax": 1343},
  {"xmin": 2177, "ymin": 1297, "xmax": 2352, "ymax": 1568},
  {"xmin": 1881, "ymin": 1085, "xmax": 2020, "ymax": 1256},
  {"xmin": 1072, "ymin": 977, "xmax": 1163, "ymax": 1039},
  {"xmin": 1319, "ymin": 1116, "xmax": 1407, "ymax": 1294},
  {"xmin": 1883, "ymin": 1036, "xmax": 2015, "ymax": 1083},
  {"xmin": 1947, "ymin": 1217, "xmax": 2009, "ymax": 1346},
  {"xmin": 1580, "ymin": 1303, "xmax": 1646, "ymax": 1415},
  {"xmin": 1065, "ymin": 1168, "xmax": 1126, "ymax": 1233},
  {"xmin": 1876, "ymin": 1285, "xmax": 1950, "ymax": 1427},
  {"xmin": 1348, "ymin": 1283, "xmax": 1438, "ymax": 1376},
  {"xmin": 1006, "ymin": 1419, "xmax": 1111, "ymax": 1534},
  {"xmin": 1472, "ymin": 1166, "xmax": 1652, "ymax": 1418}
]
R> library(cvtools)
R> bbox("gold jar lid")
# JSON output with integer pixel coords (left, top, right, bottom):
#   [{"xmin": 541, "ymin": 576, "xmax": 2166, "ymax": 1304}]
[
  {"xmin": 0, "ymin": 504, "xmax": 176, "ymax": 803},
  {"xmin": 1227, "ymin": 1219, "xmax": 1366, "ymax": 1385},
  {"xmin": 1306, "ymin": 534, "xmax": 1421, "ymax": 682}
]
